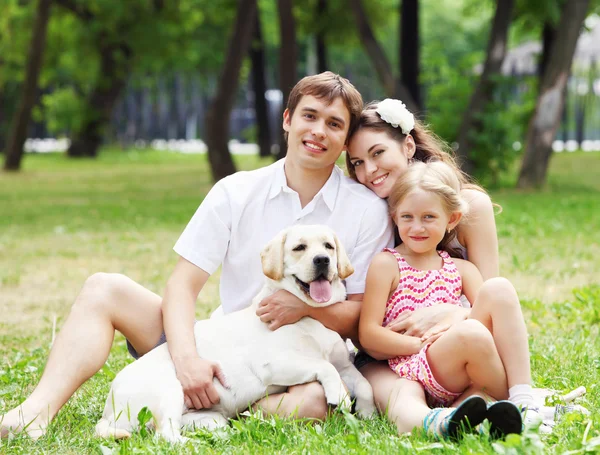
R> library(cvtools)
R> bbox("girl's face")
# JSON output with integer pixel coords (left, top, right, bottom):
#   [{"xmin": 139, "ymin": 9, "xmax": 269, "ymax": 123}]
[
  {"xmin": 347, "ymin": 129, "xmax": 415, "ymax": 198},
  {"xmin": 393, "ymin": 189, "xmax": 461, "ymax": 255}
]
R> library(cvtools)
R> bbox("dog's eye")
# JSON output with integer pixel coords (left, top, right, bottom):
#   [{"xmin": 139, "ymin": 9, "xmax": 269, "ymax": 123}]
[
  {"xmin": 293, "ymin": 244, "xmax": 306, "ymax": 252},
  {"xmin": 324, "ymin": 242, "xmax": 334, "ymax": 250}
]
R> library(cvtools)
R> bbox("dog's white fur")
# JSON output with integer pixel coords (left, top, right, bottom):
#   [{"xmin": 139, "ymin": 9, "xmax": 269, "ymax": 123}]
[{"xmin": 95, "ymin": 225, "xmax": 376, "ymax": 442}]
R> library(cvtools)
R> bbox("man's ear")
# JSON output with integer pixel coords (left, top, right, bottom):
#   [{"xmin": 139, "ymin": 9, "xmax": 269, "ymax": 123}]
[
  {"xmin": 282, "ymin": 108, "xmax": 291, "ymax": 132},
  {"xmin": 333, "ymin": 233, "xmax": 354, "ymax": 280},
  {"xmin": 261, "ymin": 229, "xmax": 287, "ymax": 281},
  {"xmin": 447, "ymin": 212, "xmax": 462, "ymax": 232},
  {"xmin": 404, "ymin": 134, "xmax": 416, "ymax": 160}
]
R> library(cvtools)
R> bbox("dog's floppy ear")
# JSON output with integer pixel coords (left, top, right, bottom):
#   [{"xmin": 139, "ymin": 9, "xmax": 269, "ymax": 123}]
[
  {"xmin": 333, "ymin": 233, "xmax": 354, "ymax": 280},
  {"xmin": 261, "ymin": 229, "xmax": 287, "ymax": 281}
]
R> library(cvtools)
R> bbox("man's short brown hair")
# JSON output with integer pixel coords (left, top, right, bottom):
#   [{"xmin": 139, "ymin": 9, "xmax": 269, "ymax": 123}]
[{"xmin": 285, "ymin": 72, "xmax": 363, "ymax": 142}]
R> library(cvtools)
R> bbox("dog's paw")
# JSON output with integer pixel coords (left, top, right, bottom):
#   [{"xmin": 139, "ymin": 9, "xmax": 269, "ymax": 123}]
[
  {"xmin": 355, "ymin": 398, "xmax": 377, "ymax": 419},
  {"xmin": 156, "ymin": 430, "xmax": 188, "ymax": 444},
  {"xmin": 181, "ymin": 411, "xmax": 228, "ymax": 431},
  {"xmin": 331, "ymin": 393, "xmax": 353, "ymax": 413}
]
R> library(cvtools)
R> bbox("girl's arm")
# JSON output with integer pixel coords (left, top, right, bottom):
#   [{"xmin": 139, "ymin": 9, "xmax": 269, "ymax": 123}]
[
  {"xmin": 358, "ymin": 252, "xmax": 423, "ymax": 360},
  {"xmin": 454, "ymin": 259, "xmax": 484, "ymax": 305},
  {"xmin": 459, "ymin": 189, "xmax": 499, "ymax": 280}
]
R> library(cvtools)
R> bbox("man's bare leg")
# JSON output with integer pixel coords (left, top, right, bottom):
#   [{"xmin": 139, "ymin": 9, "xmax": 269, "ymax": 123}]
[
  {"xmin": 0, "ymin": 273, "xmax": 164, "ymax": 439},
  {"xmin": 251, "ymin": 382, "xmax": 329, "ymax": 420}
]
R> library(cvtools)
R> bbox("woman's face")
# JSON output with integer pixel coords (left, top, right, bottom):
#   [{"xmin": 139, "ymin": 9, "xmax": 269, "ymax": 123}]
[{"xmin": 347, "ymin": 129, "xmax": 415, "ymax": 198}]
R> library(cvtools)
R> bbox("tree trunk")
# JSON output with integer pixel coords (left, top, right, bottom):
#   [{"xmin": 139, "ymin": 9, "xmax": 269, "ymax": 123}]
[
  {"xmin": 205, "ymin": 0, "xmax": 257, "ymax": 181},
  {"xmin": 4, "ymin": 0, "xmax": 52, "ymax": 171},
  {"xmin": 517, "ymin": 0, "xmax": 590, "ymax": 188},
  {"xmin": 0, "ymin": 91, "xmax": 5, "ymax": 155},
  {"xmin": 538, "ymin": 22, "xmax": 557, "ymax": 82},
  {"xmin": 455, "ymin": 0, "xmax": 515, "ymax": 175},
  {"xmin": 575, "ymin": 93, "xmax": 585, "ymax": 146},
  {"xmin": 276, "ymin": 0, "xmax": 298, "ymax": 160},
  {"xmin": 250, "ymin": 12, "xmax": 272, "ymax": 158},
  {"xmin": 400, "ymin": 0, "xmax": 421, "ymax": 110},
  {"xmin": 316, "ymin": 0, "xmax": 328, "ymax": 73},
  {"xmin": 0, "ymin": 57, "xmax": 4, "ymax": 154},
  {"xmin": 67, "ymin": 41, "xmax": 132, "ymax": 157},
  {"xmin": 349, "ymin": 0, "xmax": 417, "ymax": 112}
]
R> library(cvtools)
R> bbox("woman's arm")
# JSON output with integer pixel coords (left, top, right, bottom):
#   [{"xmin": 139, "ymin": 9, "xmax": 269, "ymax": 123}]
[
  {"xmin": 459, "ymin": 189, "xmax": 499, "ymax": 280},
  {"xmin": 454, "ymin": 259, "xmax": 484, "ymax": 305},
  {"xmin": 358, "ymin": 252, "xmax": 422, "ymax": 360}
]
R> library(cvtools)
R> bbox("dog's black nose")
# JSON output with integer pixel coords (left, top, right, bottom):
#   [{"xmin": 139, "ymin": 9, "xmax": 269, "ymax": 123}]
[{"xmin": 313, "ymin": 255, "xmax": 330, "ymax": 271}]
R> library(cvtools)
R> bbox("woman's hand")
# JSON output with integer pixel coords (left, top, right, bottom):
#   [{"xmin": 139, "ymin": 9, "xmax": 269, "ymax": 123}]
[{"xmin": 387, "ymin": 304, "xmax": 469, "ymax": 338}]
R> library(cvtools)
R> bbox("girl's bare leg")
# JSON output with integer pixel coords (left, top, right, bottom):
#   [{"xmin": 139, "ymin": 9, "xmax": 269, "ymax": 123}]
[{"xmin": 427, "ymin": 319, "xmax": 508, "ymax": 400}]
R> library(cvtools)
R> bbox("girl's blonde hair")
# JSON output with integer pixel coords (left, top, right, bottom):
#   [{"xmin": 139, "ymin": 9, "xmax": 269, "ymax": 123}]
[
  {"xmin": 346, "ymin": 101, "xmax": 488, "ymax": 196},
  {"xmin": 388, "ymin": 161, "xmax": 469, "ymax": 257}
]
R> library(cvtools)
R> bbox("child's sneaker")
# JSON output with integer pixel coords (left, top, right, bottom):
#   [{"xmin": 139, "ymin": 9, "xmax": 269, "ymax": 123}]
[
  {"xmin": 423, "ymin": 396, "xmax": 487, "ymax": 440},
  {"xmin": 486, "ymin": 401, "xmax": 523, "ymax": 439}
]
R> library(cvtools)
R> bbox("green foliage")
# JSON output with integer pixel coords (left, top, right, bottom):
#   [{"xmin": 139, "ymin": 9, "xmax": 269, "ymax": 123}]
[
  {"xmin": 466, "ymin": 76, "xmax": 536, "ymax": 186},
  {"xmin": 422, "ymin": 50, "xmax": 478, "ymax": 142},
  {"xmin": 137, "ymin": 407, "xmax": 154, "ymax": 438},
  {"xmin": 0, "ymin": 0, "xmax": 35, "ymax": 87},
  {"xmin": 421, "ymin": 0, "xmax": 539, "ymax": 184},
  {"xmin": 512, "ymin": 0, "xmax": 562, "ymax": 42},
  {"xmin": 0, "ymin": 0, "xmax": 241, "ymax": 138},
  {"xmin": 36, "ymin": 87, "xmax": 85, "ymax": 134}
]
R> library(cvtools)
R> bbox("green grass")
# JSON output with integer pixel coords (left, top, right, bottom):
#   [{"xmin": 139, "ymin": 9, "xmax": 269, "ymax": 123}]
[{"xmin": 1, "ymin": 149, "xmax": 599, "ymax": 454}]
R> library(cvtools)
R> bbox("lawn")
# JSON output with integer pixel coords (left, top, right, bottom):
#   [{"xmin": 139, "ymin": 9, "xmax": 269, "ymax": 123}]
[{"xmin": 1, "ymin": 149, "xmax": 599, "ymax": 454}]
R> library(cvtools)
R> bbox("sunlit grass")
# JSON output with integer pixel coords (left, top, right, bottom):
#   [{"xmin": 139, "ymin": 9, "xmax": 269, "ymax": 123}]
[{"xmin": 1, "ymin": 149, "xmax": 599, "ymax": 454}]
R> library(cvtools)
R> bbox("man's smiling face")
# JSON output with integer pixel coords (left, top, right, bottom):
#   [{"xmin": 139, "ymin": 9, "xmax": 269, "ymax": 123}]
[{"xmin": 283, "ymin": 95, "xmax": 351, "ymax": 172}]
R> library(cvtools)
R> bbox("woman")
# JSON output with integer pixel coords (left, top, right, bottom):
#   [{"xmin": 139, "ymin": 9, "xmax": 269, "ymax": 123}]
[{"xmin": 345, "ymin": 99, "xmax": 546, "ymax": 436}]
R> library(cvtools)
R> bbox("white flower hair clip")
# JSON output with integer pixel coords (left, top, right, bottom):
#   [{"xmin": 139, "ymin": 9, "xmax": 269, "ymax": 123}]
[{"xmin": 375, "ymin": 98, "xmax": 415, "ymax": 134}]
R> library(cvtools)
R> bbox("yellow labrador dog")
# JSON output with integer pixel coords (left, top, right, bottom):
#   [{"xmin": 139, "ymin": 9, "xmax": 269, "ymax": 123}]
[{"xmin": 96, "ymin": 225, "xmax": 376, "ymax": 442}]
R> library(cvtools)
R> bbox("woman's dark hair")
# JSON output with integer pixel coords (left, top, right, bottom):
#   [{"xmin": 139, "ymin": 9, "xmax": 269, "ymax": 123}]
[{"xmin": 346, "ymin": 101, "xmax": 486, "ymax": 194}]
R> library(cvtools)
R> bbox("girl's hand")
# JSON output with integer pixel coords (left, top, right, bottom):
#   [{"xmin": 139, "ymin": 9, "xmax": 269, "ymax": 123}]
[
  {"xmin": 420, "ymin": 326, "xmax": 448, "ymax": 346},
  {"xmin": 421, "ymin": 330, "xmax": 445, "ymax": 349},
  {"xmin": 387, "ymin": 304, "xmax": 468, "ymax": 338}
]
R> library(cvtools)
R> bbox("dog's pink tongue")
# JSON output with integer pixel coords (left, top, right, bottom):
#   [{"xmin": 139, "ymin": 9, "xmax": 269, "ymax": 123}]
[{"xmin": 309, "ymin": 278, "xmax": 332, "ymax": 303}]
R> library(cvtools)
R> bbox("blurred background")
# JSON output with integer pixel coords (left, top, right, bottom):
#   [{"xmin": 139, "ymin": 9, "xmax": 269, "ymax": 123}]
[{"xmin": 1, "ymin": 0, "xmax": 599, "ymax": 187}]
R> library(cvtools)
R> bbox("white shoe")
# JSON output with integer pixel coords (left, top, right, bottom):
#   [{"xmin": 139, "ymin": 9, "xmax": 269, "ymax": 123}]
[{"xmin": 522, "ymin": 408, "xmax": 552, "ymax": 434}]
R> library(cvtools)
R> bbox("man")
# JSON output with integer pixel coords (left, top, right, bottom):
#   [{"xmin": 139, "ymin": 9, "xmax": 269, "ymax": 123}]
[{"xmin": 1, "ymin": 72, "xmax": 393, "ymax": 439}]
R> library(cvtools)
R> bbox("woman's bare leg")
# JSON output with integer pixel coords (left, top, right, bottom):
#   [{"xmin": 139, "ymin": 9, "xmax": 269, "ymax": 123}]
[
  {"xmin": 0, "ymin": 273, "xmax": 164, "ymax": 439},
  {"xmin": 469, "ymin": 277, "xmax": 531, "ymax": 387},
  {"xmin": 360, "ymin": 362, "xmax": 430, "ymax": 434}
]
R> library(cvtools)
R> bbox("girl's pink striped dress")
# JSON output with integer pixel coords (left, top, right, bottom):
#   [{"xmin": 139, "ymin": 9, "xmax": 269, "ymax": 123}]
[{"xmin": 382, "ymin": 247, "xmax": 464, "ymax": 407}]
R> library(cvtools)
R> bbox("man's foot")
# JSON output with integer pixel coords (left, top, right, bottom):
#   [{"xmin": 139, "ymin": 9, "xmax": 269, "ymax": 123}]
[
  {"xmin": 423, "ymin": 396, "xmax": 488, "ymax": 440},
  {"xmin": 0, "ymin": 403, "xmax": 50, "ymax": 440}
]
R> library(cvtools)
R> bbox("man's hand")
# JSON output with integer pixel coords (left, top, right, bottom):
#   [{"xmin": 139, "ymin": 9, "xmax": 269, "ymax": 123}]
[
  {"xmin": 387, "ymin": 304, "xmax": 468, "ymax": 338},
  {"xmin": 175, "ymin": 356, "xmax": 228, "ymax": 410},
  {"xmin": 256, "ymin": 289, "xmax": 309, "ymax": 331}
]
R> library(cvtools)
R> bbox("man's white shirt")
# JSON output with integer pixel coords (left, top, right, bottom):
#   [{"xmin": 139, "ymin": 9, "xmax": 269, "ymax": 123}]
[{"xmin": 174, "ymin": 159, "xmax": 394, "ymax": 314}]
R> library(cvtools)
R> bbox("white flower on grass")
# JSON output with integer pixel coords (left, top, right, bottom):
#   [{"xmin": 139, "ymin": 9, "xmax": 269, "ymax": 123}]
[{"xmin": 376, "ymin": 98, "xmax": 415, "ymax": 134}]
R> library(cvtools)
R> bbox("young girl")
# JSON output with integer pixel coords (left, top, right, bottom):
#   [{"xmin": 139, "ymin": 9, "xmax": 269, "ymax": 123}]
[{"xmin": 358, "ymin": 160, "xmax": 527, "ymax": 439}]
